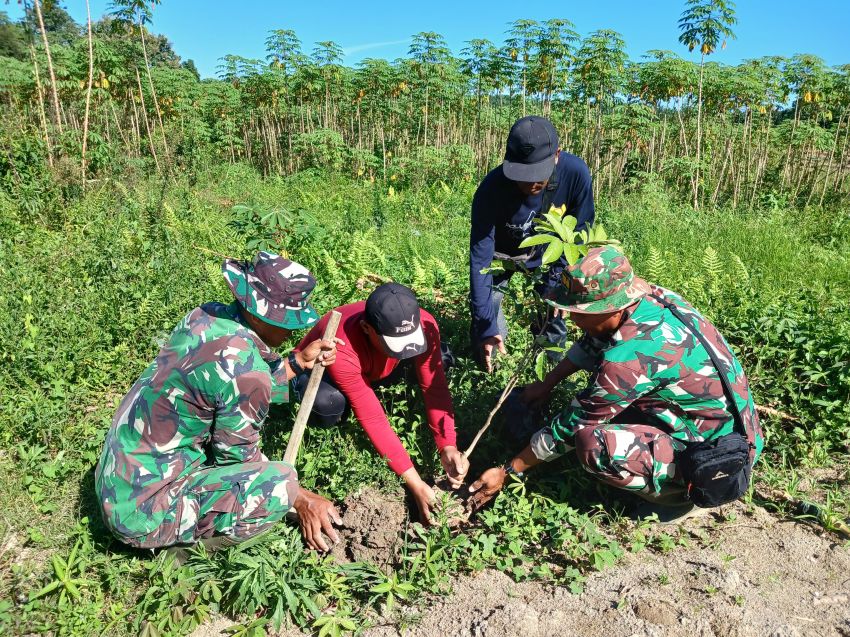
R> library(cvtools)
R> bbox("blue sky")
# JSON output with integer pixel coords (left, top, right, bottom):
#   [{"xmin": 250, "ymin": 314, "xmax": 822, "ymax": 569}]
[{"xmin": 6, "ymin": 0, "xmax": 849, "ymax": 78}]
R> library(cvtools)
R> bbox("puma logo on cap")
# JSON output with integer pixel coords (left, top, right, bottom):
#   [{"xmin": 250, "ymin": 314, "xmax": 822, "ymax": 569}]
[{"xmin": 395, "ymin": 316, "xmax": 416, "ymax": 334}]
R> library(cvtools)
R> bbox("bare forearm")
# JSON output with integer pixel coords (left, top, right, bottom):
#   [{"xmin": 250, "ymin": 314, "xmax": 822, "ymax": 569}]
[
  {"xmin": 400, "ymin": 466, "xmax": 423, "ymax": 486},
  {"xmin": 541, "ymin": 357, "xmax": 579, "ymax": 391},
  {"xmin": 509, "ymin": 444, "xmax": 544, "ymax": 474}
]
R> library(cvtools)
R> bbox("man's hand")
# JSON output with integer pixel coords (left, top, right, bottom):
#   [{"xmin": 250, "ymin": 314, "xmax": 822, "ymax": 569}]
[
  {"xmin": 439, "ymin": 446, "xmax": 470, "ymax": 489},
  {"xmin": 292, "ymin": 487, "xmax": 342, "ymax": 552},
  {"xmin": 520, "ymin": 381, "xmax": 553, "ymax": 408},
  {"xmin": 298, "ymin": 337, "xmax": 346, "ymax": 370},
  {"xmin": 552, "ymin": 307, "xmax": 569, "ymax": 319},
  {"xmin": 480, "ymin": 335, "xmax": 506, "ymax": 373},
  {"xmin": 407, "ymin": 478, "xmax": 436, "ymax": 525},
  {"xmin": 468, "ymin": 467, "xmax": 507, "ymax": 511}
]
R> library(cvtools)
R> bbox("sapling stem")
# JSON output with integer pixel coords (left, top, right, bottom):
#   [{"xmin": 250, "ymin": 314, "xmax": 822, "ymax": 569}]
[
  {"xmin": 463, "ymin": 346, "xmax": 536, "ymax": 459},
  {"xmin": 755, "ymin": 404, "xmax": 799, "ymax": 422}
]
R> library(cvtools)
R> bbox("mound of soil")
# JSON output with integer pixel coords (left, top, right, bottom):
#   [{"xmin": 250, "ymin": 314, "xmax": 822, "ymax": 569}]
[{"xmin": 330, "ymin": 486, "xmax": 408, "ymax": 568}]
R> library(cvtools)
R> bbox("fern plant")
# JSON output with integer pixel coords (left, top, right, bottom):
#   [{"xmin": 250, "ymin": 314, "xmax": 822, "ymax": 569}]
[
  {"xmin": 645, "ymin": 246, "xmax": 664, "ymax": 283},
  {"xmin": 702, "ymin": 245, "xmax": 722, "ymax": 298},
  {"xmin": 702, "ymin": 246, "xmax": 722, "ymax": 279},
  {"xmin": 731, "ymin": 253, "xmax": 750, "ymax": 285}
]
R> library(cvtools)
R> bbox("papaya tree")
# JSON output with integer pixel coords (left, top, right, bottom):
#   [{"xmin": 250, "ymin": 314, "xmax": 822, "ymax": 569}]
[
  {"xmin": 408, "ymin": 31, "xmax": 450, "ymax": 146},
  {"xmin": 505, "ymin": 19, "xmax": 541, "ymax": 117},
  {"xmin": 678, "ymin": 0, "xmax": 737, "ymax": 209}
]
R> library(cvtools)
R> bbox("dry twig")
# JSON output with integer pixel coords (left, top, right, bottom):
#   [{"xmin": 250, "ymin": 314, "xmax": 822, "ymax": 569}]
[
  {"xmin": 192, "ymin": 244, "xmax": 238, "ymax": 261},
  {"xmin": 756, "ymin": 404, "xmax": 800, "ymax": 422}
]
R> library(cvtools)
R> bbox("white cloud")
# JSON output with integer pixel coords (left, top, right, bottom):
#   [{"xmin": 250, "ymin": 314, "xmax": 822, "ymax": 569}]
[{"xmin": 342, "ymin": 38, "xmax": 411, "ymax": 57}]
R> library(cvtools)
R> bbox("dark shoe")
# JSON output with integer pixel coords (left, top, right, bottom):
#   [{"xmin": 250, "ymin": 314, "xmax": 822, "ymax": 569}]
[
  {"xmin": 164, "ymin": 545, "xmax": 191, "ymax": 566},
  {"xmin": 633, "ymin": 502, "xmax": 711, "ymax": 525},
  {"xmin": 164, "ymin": 535, "xmax": 238, "ymax": 566},
  {"xmin": 198, "ymin": 535, "xmax": 239, "ymax": 552}
]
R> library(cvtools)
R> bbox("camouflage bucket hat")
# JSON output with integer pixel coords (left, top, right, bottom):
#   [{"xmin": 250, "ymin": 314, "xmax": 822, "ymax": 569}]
[
  {"xmin": 546, "ymin": 245, "xmax": 651, "ymax": 314},
  {"xmin": 222, "ymin": 252, "xmax": 320, "ymax": 330}
]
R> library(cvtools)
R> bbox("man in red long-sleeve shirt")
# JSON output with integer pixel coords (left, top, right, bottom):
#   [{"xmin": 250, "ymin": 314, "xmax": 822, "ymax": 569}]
[{"xmin": 294, "ymin": 283, "xmax": 469, "ymax": 522}]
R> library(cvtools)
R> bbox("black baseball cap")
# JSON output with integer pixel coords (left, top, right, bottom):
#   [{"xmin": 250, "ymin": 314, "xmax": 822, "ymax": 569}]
[
  {"xmin": 365, "ymin": 283, "xmax": 427, "ymax": 359},
  {"xmin": 502, "ymin": 116, "xmax": 559, "ymax": 183}
]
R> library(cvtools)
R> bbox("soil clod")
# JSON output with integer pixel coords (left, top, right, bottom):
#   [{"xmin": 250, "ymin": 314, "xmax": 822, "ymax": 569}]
[{"xmin": 330, "ymin": 486, "xmax": 407, "ymax": 568}]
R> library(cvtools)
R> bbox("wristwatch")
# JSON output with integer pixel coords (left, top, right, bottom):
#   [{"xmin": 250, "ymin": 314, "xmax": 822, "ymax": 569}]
[
  {"xmin": 287, "ymin": 351, "xmax": 305, "ymax": 376},
  {"xmin": 502, "ymin": 461, "xmax": 524, "ymax": 478}
]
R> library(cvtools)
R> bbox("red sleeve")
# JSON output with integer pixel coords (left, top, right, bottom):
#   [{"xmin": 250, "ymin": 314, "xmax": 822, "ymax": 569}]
[
  {"xmin": 327, "ymin": 347, "xmax": 414, "ymax": 476},
  {"xmin": 414, "ymin": 313, "xmax": 457, "ymax": 450}
]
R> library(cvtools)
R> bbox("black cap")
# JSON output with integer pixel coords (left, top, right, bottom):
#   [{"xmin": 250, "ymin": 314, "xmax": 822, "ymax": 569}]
[
  {"xmin": 365, "ymin": 283, "xmax": 428, "ymax": 360},
  {"xmin": 502, "ymin": 116, "xmax": 559, "ymax": 183}
]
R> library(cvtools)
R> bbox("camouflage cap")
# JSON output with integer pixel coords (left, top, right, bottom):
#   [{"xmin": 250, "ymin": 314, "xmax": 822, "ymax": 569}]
[
  {"xmin": 222, "ymin": 252, "xmax": 320, "ymax": 330},
  {"xmin": 546, "ymin": 245, "xmax": 651, "ymax": 314}
]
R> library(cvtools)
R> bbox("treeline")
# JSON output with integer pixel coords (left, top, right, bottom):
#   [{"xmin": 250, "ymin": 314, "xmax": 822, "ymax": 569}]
[{"xmin": 1, "ymin": 2, "xmax": 849, "ymax": 209}]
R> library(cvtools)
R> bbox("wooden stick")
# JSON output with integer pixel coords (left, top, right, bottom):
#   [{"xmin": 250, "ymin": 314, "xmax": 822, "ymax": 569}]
[
  {"xmin": 756, "ymin": 404, "xmax": 800, "ymax": 422},
  {"xmin": 192, "ymin": 244, "xmax": 238, "ymax": 261},
  {"xmin": 284, "ymin": 310, "xmax": 342, "ymax": 465},
  {"xmin": 463, "ymin": 347, "xmax": 536, "ymax": 459},
  {"xmin": 754, "ymin": 486, "xmax": 850, "ymax": 540}
]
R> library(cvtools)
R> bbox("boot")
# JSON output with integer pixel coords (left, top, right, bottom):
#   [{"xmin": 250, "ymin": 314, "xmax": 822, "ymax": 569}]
[
  {"xmin": 164, "ymin": 535, "xmax": 238, "ymax": 566},
  {"xmin": 632, "ymin": 501, "xmax": 712, "ymax": 525},
  {"xmin": 631, "ymin": 485, "xmax": 711, "ymax": 525}
]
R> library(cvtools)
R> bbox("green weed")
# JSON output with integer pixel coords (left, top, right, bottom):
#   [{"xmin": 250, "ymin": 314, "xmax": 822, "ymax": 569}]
[{"xmin": 1, "ymin": 167, "xmax": 848, "ymax": 635}]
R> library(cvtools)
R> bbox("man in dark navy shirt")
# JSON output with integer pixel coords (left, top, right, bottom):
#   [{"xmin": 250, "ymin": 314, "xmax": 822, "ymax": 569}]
[{"xmin": 469, "ymin": 116, "xmax": 595, "ymax": 371}]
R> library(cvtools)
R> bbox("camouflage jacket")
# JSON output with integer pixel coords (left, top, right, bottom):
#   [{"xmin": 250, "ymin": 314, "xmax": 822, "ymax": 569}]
[
  {"xmin": 536, "ymin": 286, "xmax": 764, "ymax": 461},
  {"xmin": 95, "ymin": 302, "xmax": 289, "ymax": 538}
]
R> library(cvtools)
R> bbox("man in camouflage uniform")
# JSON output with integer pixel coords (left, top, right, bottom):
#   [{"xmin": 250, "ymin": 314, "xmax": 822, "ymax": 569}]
[
  {"xmin": 470, "ymin": 246, "xmax": 764, "ymax": 520},
  {"xmin": 96, "ymin": 252, "xmax": 343, "ymax": 551}
]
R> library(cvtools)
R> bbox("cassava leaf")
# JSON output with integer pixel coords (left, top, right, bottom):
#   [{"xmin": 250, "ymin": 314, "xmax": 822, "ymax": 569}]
[
  {"xmin": 535, "ymin": 351, "xmax": 547, "ymax": 381},
  {"xmin": 544, "ymin": 212, "xmax": 567, "ymax": 240}
]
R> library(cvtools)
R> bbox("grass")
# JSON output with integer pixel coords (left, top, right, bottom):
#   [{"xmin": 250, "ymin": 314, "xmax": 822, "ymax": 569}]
[{"xmin": 1, "ymin": 163, "xmax": 848, "ymax": 635}]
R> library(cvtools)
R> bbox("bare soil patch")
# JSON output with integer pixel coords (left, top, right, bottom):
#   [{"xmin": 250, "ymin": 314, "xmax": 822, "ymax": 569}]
[
  {"xmin": 190, "ymin": 490, "xmax": 850, "ymax": 637},
  {"xmin": 363, "ymin": 502, "xmax": 850, "ymax": 637}
]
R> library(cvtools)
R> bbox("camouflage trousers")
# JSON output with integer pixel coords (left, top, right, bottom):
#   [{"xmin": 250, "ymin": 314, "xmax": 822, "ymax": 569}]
[
  {"xmin": 572, "ymin": 423, "xmax": 685, "ymax": 496},
  {"xmin": 112, "ymin": 461, "xmax": 299, "ymax": 549},
  {"xmin": 531, "ymin": 409, "xmax": 687, "ymax": 497}
]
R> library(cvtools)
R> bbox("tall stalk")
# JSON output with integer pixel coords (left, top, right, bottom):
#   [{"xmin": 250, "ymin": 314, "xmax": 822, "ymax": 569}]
[
  {"xmin": 28, "ymin": 41, "xmax": 53, "ymax": 166},
  {"xmin": 135, "ymin": 67, "xmax": 160, "ymax": 171},
  {"xmin": 81, "ymin": 0, "xmax": 95, "ymax": 188},
  {"xmin": 31, "ymin": 0, "xmax": 63, "ymax": 135},
  {"xmin": 693, "ymin": 52, "xmax": 704, "ymax": 209},
  {"xmin": 138, "ymin": 17, "xmax": 171, "ymax": 163}
]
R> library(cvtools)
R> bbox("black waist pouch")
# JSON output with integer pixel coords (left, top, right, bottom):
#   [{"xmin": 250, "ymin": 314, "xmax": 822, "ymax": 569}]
[
  {"xmin": 647, "ymin": 293, "xmax": 757, "ymax": 509},
  {"xmin": 679, "ymin": 432, "xmax": 753, "ymax": 507}
]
